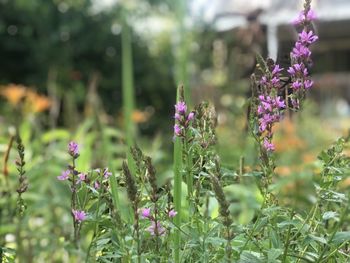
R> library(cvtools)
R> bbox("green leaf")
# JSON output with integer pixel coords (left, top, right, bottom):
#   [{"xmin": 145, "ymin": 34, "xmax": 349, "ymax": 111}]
[
  {"xmin": 309, "ymin": 234, "xmax": 327, "ymax": 244},
  {"xmin": 239, "ymin": 251, "xmax": 264, "ymax": 263},
  {"xmin": 267, "ymin": 248, "xmax": 282, "ymax": 263},
  {"xmin": 269, "ymin": 228, "xmax": 282, "ymax": 248},
  {"xmin": 331, "ymin": 231, "xmax": 350, "ymax": 245},
  {"xmin": 322, "ymin": 211, "xmax": 339, "ymax": 221}
]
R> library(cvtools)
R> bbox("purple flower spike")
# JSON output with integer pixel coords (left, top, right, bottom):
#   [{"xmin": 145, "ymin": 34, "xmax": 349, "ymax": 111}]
[
  {"xmin": 168, "ymin": 209, "xmax": 177, "ymax": 218},
  {"xmin": 68, "ymin": 141, "xmax": 79, "ymax": 157},
  {"xmin": 72, "ymin": 210, "xmax": 86, "ymax": 222},
  {"xmin": 174, "ymin": 113, "xmax": 181, "ymax": 120},
  {"xmin": 141, "ymin": 208, "xmax": 151, "ymax": 219},
  {"xmin": 175, "ymin": 101, "xmax": 187, "ymax": 115},
  {"xmin": 57, "ymin": 170, "xmax": 70, "ymax": 181}
]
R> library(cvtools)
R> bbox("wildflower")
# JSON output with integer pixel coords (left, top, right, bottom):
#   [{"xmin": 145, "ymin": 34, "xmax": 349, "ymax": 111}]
[
  {"xmin": 263, "ymin": 138, "xmax": 275, "ymax": 152},
  {"xmin": 272, "ymin": 65, "xmax": 283, "ymax": 75},
  {"xmin": 72, "ymin": 210, "xmax": 86, "ymax": 222},
  {"xmin": 94, "ymin": 181, "xmax": 100, "ymax": 190},
  {"xmin": 168, "ymin": 209, "xmax": 177, "ymax": 218},
  {"xmin": 175, "ymin": 101, "xmax": 187, "ymax": 114},
  {"xmin": 299, "ymin": 30, "xmax": 318, "ymax": 44},
  {"xmin": 77, "ymin": 173, "xmax": 87, "ymax": 184},
  {"xmin": 57, "ymin": 170, "xmax": 70, "ymax": 181},
  {"xmin": 292, "ymin": 42, "xmax": 311, "ymax": 59},
  {"xmin": 292, "ymin": 9, "xmax": 317, "ymax": 25},
  {"xmin": 174, "ymin": 124, "xmax": 181, "ymax": 136},
  {"xmin": 103, "ymin": 168, "xmax": 112, "ymax": 179},
  {"xmin": 68, "ymin": 141, "xmax": 79, "ymax": 157},
  {"xmin": 260, "ymin": 76, "xmax": 268, "ymax": 85},
  {"xmin": 187, "ymin": 112, "xmax": 195, "ymax": 121},
  {"xmin": 174, "ymin": 113, "xmax": 181, "ymax": 120},
  {"xmin": 305, "ymin": 9, "xmax": 317, "ymax": 22},
  {"xmin": 147, "ymin": 221, "xmax": 166, "ymax": 236},
  {"xmin": 292, "ymin": 81, "xmax": 302, "ymax": 90},
  {"xmin": 141, "ymin": 208, "xmax": 151, "ymax": 219},
  {"xmin": 304, "ymin": 79, "xmax": 314, "ymax": 89}
]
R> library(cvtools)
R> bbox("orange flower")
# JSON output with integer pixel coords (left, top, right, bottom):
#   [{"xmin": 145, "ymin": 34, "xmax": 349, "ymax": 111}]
[
  {"xmin": 0, "ymin": 84, "xmax": 26, "ymax": 105},
  {"xmin": 26, "ymin": 90, "xmax": 51, "ymax": 113},
  {"xmin": 132, "ymin": 110, "xmax": 150, "ymax": 123}
]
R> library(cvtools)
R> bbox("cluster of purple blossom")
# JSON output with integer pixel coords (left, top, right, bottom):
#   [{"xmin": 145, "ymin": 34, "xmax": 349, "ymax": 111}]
[
  {"xmin": 257, "ymin": 8, "xmax": 318, "ymax": 152},
  {"xmin": 289, "ymin": 9, "xmax": 318, "ymax": 95},
  {"xmin": 57, "ymin": 141, "xmax": 114, "ymax": 223},
  {"xmin": 173, "ymin": 100, "xmax": 194, "ymax": 137},
  {"xmin": 257, "ymin": 94, "xmax": 286, "ymax": 152},
  {"xmin": 140, "ymin": 207, "xmax": 177, "ymax": 236},
  {"xmin": 257, "ymin": 64, "xmax": 286, "ymax": 152}
]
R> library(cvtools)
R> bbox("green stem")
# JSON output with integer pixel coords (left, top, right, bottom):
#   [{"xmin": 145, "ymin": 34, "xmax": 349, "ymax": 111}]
[{"xmin": 173, "ymin": 89, "xmax": 183, "ymax": 263}]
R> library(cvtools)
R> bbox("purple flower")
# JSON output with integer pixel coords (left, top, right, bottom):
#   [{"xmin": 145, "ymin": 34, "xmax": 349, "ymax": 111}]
[
  {"xmin": 292, "ymin": 9, "xmax": 317, "ymax": 25},
  {"xmin": 303, "ymin": 68, "xmax": 309, "ymax": 77},
  {"xmin": 291, "ymin": 98, "xmax": 300, "ymax": 109},
  {"xmin": 147, "ymin": 221, "xmax": 166, "ymax": 236},
  {"xmin": 304, "ymin": 79, "xmax": 314, "ymax": 89},
  {"xmin": 68, "ymin": 141, "xmax": 79, "ymax": 157},
  {"xmin": 306, "ymin": 9, "xmax": 317, "ymax": 22},
  {"xmin": 94, "ymin": 181, "xmax": 100, "ymax": 190},
  {"xmin": 271, "ymin": 77, "xmax": 280, "ymax": 86},
  {"xmin": 168, "ymin": 209, "xmax": 177, "ymax": 218},
  {"xmin": 141, "ymin": 208, "xmax": 151, "ymax": 219},
  {"xmin": 272, "ymin": 65, "xmax": 283, "ymax": 76},
  {"xmin": 292, "ymin": 81, "xmax": 302, "ymax": 90},
  {"xmin": 275, "ymin": 97, "xmax": 286, "ymax": 108},
  {"xmin": 260, "ymin": 76, "xmax": 268, "ymax": 85},
  {"xmin": 263, "ymin": 138, "xmax": 275, "ymax": 152},
  {"xmin": 77, "ymin": 173, "xmax": 87, "ymax": 184},
  {"xmin": 299, "ymin": 30, "xmax": 318, "ymax": 44},
  {"xmin": 287, "ymin": 66, "xmax": 296, "ymax": 76},
  {"xmin": 187, "ymin": 112, "xmax": 195, "ymax": 121},
  {"xmin": 57, "ymin": 170, "xmax": 70, "ymax": 181},
  {"xmin": 292, "ymin": 42, "xmax": 311, "ymax": 59},
  {"xmin": 174, "ymin": 124, "xmax": 181, "ymax": 136},
  {"xmin": 175, "ymin": 101, "xmax": 187, "ymax": 114},
  {"xmin": 72, "ymin": 210, "xmax": 86, "ymax": 222},
  {"xmin": 103, "ymin": 168, "xmax": 112, "ymax": 179},
  {"xmin": 174, "ymin": 113, "xmax": 181, "ymax": 120}
]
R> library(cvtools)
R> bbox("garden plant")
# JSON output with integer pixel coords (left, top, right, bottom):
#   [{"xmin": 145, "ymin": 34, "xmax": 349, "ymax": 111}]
[{"xmin": 1, "ymin": 0, "xmax": 350, "ymax": 262}]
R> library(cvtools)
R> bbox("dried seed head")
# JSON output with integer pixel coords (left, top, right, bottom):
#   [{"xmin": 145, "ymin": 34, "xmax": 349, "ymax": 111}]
[{"xmin": 122, "ymin": 161, "xmax": 138, "ymax": 203}]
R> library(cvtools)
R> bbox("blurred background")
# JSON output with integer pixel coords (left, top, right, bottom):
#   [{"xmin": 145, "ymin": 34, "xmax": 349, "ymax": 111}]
[{"xmin": 1, "ymin": 0, "xmax": 350, "ymax": 261}]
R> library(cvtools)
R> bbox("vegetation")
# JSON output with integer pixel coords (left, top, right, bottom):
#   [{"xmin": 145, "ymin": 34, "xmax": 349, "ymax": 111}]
[{"xmin": 1, "ymin": 0, "xmax": 350, "ymax": 262}]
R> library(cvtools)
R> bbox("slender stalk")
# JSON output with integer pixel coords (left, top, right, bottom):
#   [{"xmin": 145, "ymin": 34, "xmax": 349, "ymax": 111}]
[
  {"xmin": 174, "ymin": 0, "xmax": 190, "ymax": 105},
  {"xmin": 121, "ymin": 7, "xmax": 137, "ymax": 181},
  {"xmin": 173, "ymin": 87, "xmax": 183, "ymax": 263},
  {"xmin": 282, "ymin": 211, "xmax": 294, "ymax": 262}
]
